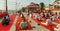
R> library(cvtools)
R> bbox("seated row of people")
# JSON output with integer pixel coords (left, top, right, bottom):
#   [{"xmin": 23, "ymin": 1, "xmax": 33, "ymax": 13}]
[
  {"xmin": 28, "ymin": 12, "xmax": 60, "ymax": 31},
  {"xmin": 28, "ymin": 12, "xmax": 60, "ymax": 21}
]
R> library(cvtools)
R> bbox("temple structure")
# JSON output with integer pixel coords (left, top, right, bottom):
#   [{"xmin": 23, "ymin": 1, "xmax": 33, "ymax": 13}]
[{"xmin": 26, "ymin": 2, "xmax": 41, "ymax": 13}]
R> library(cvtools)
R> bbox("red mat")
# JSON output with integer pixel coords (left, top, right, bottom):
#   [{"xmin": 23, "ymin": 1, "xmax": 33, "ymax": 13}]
[
  {"xmin": 54, "ymin": 19, "xmax": 60, "ymax": 24},
  {"xmin": 31, "ymin": 16, "xmax": 56, "ymax": 31},
  {"xmin": 16, "ymin": 15, "xmax": 32, "ymax": 30},
  {"xmin": 0, "ymin": 14, "xmax": 16, "ymax": 31},
  {"xmin": 0, "ymin": 12, "xmax": 3, "ymax": 18}
]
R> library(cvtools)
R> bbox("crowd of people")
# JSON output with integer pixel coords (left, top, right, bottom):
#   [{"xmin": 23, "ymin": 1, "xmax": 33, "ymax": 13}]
[
  {"xmin": 17, "ymin": 10, "xmax": 60, "ymax": 31},
  {"xmin": 28, "ymin": 11, "xmax": 60, "ymax": 31},
  {"xmin": 29, "ymin": 12, "xmax": 60, "ymax": 20}
]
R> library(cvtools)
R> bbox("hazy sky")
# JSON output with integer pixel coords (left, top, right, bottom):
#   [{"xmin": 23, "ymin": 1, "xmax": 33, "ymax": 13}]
[{"xmin": 0, "ymin": 0, "xmax": 55, "ymax": 10}]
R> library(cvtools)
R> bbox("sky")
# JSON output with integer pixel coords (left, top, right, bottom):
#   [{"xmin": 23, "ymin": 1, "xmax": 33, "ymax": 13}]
[{"xmin": 0, "ymin": 0, "xmax": 55, "ymax": 10}]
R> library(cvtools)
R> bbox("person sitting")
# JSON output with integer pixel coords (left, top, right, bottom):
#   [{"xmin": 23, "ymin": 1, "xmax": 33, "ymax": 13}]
[
  {"xmin": 29, "ymin": 13, "xmax": 32, "ymax": 18},
  {"xmin": 20, "ymin": 20, "xmax": 28, "ymax": 29},
  {"xmin": 37, "ymin": 15, "xmax": 43, "ymax": 21},
  {"xmin": 44, "ymin": 12, "xmax": 47, "ymax": 18},
  {"xmin": 58, "ymin": 13, "xmax": 60, "ymax": 19},
  {"xmin": 41, "ymin": 17, "xmax": 52, "ymax": 26},
  {"xmin": 46, "ymin": 13, "xmax": 50, "ymax": 19},
  {"xmin": 51, "ymin": 15, "xmax": 55, "ymax": 21},
  {"xmin": 2, "ymin": 16, "xmax": 9, "ymax": 25},
  {"xmin": 2, "ymin": 17, "xmax": 6, "ymax": 25},
  {"xmin": 34, "ymin": 14, "xmax": 38, "ymax": 19},
  {"xmin": 6, "ymin": 15, "xmax": 10, "ymax": 21},
  {"xmin": 20, "ymin": 14, "xmax": 22, "ymax": 17},
  {"xmin": 54, "ymin": 24, "xmax": 60, "ymax": 31}
]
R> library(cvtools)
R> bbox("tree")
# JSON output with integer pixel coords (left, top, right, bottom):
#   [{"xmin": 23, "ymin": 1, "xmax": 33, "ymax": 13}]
[
  {"xmin": 36, "ymin": 4, "xmax": 39, "ymax": 6},
  {"xmin": 39, "ymin": 2, "xmax": 45, "ymax": 12}
]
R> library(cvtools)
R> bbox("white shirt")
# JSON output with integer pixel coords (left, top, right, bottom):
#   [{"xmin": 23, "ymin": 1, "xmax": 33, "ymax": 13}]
[
  {"xmin": 20, "ymin": 14, "xmax": 22, "ymax": 17},
  {"xmin": 29, "ymin": 14, "xmax": 32, "ymax": 17},
  {"xmin": 54, "ymin": 24, "xmax": 60, "ymax": 31},
  {"xmin": 45, "ymin": 13, "xmax": 47, "ymax": 17},
  {"xmin": 51, "ymin": 16, "xmax": 55, "ymax": 21},
  {"xmin": 34, "ymin": 15, "xmax": 38, "ymax": 19}
]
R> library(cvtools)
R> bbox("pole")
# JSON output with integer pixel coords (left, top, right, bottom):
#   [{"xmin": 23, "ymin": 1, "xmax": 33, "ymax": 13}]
[{"xmin": 6, "ymin": 0, "xmax": 8, "ymax": 12}]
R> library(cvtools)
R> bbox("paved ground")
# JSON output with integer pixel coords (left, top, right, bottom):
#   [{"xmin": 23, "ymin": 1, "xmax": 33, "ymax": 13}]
[{"xmin": 10, "ymin": 15, "xmax": 18, "ymax": 31}]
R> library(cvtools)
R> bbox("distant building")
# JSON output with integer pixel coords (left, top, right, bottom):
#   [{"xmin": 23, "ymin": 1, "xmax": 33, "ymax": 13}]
[
  {"xmin": 53, "ymin": 0, "xmax": 60, "ymax": 10},
  {"xmin": 45, "ymin": 0, "xmax": 60, "ymax": 11},
  {"xmin": 26, "ymin": 2, "xmax": 40, "ymax": 13},
  {"xmin": 45, "ymin": 5, "xmax": 54, "ymax": 11}
]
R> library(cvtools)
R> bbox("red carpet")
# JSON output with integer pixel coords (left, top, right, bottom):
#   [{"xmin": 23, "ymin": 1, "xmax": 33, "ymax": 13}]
[
  {"xmin": 0, "ymin": 14, "xmax": 16, "ymax": 31},
  {"xmin": 16, "ymin": 15, "xmax": 32, "ymax": 30},
  {"xmin": 31, "ymin": 16, "xmax": 56, "ymax": 31},
  {"xmin": 0, "ymin": 12, "xmax": 3, "ymax": 18},
  {"xmin": 54, "ymin": 19, "xmax": 60, "ymax": 24}
]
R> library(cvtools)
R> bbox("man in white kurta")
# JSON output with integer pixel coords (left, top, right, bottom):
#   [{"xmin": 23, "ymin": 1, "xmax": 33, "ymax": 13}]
[
  {"xmin": 54, "ymin": 24, "xmax": 60, "ymax": 31},
  {"xmin": 51, "ymin": 16, "xmax": 55, "ymax": 21}
]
